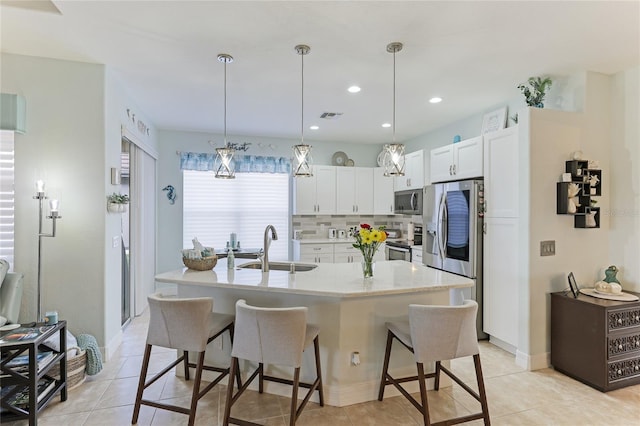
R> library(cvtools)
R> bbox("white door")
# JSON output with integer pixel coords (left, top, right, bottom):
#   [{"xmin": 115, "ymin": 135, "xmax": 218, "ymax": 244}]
[
  {"xmin": 293, "ymin": 173, "xmax": 317, "ymax": 214},
  {"xmin": 354, "ymin": 167, "xmax": 374, "ymax": 214},
  {"xmin": 454, "ymin": 136, "xmax": 483, "ymax": 179},
  {"xmin": 484, "ymin": 127, "xmax": 519, "ymax": 218},
  {"xmin": 314, "ymin": 166, "xmax": 336, "ymax": 214},
  {"xmin": 483, "ymin": 217, "xmax": 519, "ymax": 347},
  {"xmin": 430, "ymin": 145, "xmax": 453, "ymax": 183},
  {"xmin": 129, "ymin": 143, "xmax": 157, "ymax": 316},
  {"xmin": 336, "ymin": 167, "xmax": 356, "ymax": 214},
  {"xmin": 373, "ymin": 167, "xmax": 394, "ymax": 214}
]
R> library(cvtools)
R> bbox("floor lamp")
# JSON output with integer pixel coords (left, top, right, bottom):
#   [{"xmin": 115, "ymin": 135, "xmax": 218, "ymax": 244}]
[{"xmin": 34, "ymin": 180, "xmax": 61, "ymax": 323}]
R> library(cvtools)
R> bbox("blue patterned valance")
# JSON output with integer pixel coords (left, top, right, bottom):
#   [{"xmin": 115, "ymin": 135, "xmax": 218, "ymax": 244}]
[{"xmin": 180, "ymin": 152, "xmax": 291, "ymax": 174}]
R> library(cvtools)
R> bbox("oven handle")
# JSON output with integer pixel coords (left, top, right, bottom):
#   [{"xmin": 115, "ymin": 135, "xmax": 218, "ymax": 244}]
[{"xmin": 388, "ymin": 245, "xmax": 410, "ymax": 253}]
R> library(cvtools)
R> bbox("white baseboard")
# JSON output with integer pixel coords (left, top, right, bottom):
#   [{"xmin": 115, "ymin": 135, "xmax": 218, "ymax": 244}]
[
  {"xmin": 103, "ymin": 329, "xmax": 123, "ymax": 362},
  {"xmin": 515, "ymin": 349, "xmax": 550, "ymax": 371},
  {"xmin": 488, "ymin": 336, "xmax": 517, "ymax": 355}
]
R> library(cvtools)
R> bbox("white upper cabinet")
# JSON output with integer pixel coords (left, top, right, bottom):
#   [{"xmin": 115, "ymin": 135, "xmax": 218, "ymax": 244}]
[
  {"xmin": 430, "ymin": 136, "xmax": 483, "ymax": 183},
  {"xmin": 395, "ymin": 150, "xmax": 424, "ymax": 190},
  {"xmin": 483, "ymin": 127, "xmax": 519, "ymax": 218},
  {"xmin": 336, "ymin": 167, "xmax": 373, "ymax": 215},
  {"xmin": 293, "ymin": 165, "xmax": 336, "ymax": 214},
  {"xmin": 373, "ymin": 167, "xmax": 394, "ymax": 214}
]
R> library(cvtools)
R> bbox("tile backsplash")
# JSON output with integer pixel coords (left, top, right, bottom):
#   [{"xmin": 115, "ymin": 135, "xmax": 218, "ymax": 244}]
[{"xmin": 293, "ymin": 214, "xmax": 421, "ymax": 239}]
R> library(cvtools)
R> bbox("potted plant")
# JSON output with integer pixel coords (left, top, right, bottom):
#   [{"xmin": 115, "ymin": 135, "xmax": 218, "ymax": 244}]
[
  {"xmin": 517, "ymin": 76, "xmax": 552, "ymax": 108},
  {"xmin": 107, "ymin": 192, "xmax": 130, "ymax": 213}
]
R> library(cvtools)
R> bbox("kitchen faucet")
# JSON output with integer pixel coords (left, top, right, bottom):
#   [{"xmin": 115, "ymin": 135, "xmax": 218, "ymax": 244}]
[{"xmin": 262, "ymin": 225, "xmax": 278, "ymax": 272}]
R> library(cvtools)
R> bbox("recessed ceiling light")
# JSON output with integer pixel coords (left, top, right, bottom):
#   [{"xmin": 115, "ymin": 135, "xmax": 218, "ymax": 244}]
[
  {"xmin": 429, "ymin": 97, "xmax": 443, "ymax": 104},
  {"xmin": 347, "ymin": 86, "xmax": 361, "ymax": 93},
  {"xmin": 382, "ymin": 123, "xmax": 391, "ymax": 128},
  {"xmin": 309, "ymin": 125, "xmax": 319, "ymax": 130}
]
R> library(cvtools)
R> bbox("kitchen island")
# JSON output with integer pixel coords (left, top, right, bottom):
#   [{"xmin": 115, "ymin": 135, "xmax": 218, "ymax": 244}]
[{"xmin": 155, "ymin": 260, "xmax": 473, "ymax": 406}]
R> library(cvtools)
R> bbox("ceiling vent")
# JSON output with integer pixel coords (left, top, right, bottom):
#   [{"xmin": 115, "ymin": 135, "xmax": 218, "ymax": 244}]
[{"xmin": 320, "ymin": 112, "xmax": 343, "ymax": 120}]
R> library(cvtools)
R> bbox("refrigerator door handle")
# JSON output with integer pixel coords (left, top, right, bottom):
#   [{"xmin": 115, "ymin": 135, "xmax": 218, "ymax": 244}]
[
  {"xmin": 442, "ymin": 192, "xmax": 448, "ymax": 257},
  {"xmin": 437, "ymin": 192, "xmax": 447, "ymax": 261}
]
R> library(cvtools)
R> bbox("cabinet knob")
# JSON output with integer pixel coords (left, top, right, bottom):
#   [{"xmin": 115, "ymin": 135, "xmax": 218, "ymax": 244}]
[
  {"xmin": 617, "ymin": 369, "xmax": 622, "ymax": 375},
  {"xmin": 618, "ymin": 319, "xmax": 623, "ymax": 324},
  {"xmin": 636, "ymin": 316, "xmax": 639, "ymax": 321},
  {"xmin": 618, "ymin": 344, "xmax": 624, "ymax": 350}
]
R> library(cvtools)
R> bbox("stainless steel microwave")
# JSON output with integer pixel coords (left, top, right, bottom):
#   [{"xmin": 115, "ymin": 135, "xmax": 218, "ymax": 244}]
[{"xmin": 394, "ymin": 189, "xmax": 423, "ymax": 215}]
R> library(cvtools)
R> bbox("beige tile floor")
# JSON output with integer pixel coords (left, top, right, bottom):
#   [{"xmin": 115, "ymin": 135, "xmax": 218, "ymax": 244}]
[{"xmin": 6, "ymin": 310, "xmax": 639, "ymax": 426}]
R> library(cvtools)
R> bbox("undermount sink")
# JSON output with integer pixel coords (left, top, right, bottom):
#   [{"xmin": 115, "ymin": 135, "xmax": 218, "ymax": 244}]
[{"xmin": 238, "ymin": 261, "xmax": 317, "ymax": 272}]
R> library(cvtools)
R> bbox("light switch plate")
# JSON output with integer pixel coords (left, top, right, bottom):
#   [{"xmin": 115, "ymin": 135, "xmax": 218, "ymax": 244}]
[{"xmin": 540, "ymin": 240, "xmax": 555, "ymax": 256}]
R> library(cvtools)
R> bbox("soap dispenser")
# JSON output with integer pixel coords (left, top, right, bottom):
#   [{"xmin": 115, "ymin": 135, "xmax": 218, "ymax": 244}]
[{"xmin": 227, "ymin": 248, "xmax": 235, "ymax": 269}]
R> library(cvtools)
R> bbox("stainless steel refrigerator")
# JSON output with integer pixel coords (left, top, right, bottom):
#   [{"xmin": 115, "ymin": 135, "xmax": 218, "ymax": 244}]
[{"xmin": 422, "ymin": 178, "xmax": 487, "ymax": 339}]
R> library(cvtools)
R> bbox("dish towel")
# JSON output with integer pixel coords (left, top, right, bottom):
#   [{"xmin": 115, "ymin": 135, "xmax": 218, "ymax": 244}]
[{"xmin": 77, "ymin": 334, "xmax": 103, "ymax": 376}]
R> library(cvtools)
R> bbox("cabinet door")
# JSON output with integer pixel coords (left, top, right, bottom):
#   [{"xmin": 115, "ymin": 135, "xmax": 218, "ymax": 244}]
[
  {"xmin": 293, "ymin": 174, "xmax": 317, "ymax": 214},
  {"xmin": 315, "ymin": 254, "xmax": 334, "ymax": 263},
  {"xmin": 373, "ymin": 167, "xmax": 394, "ymax": 214},
  {"xmin": 483, "ymin": 217, "xmax": 519, "ymax": 347},
  {"xmin": 336, "ymin": 167, "xmax": 356, "ymax": 214},
  {"xmin": 454, "ymin": 136, "xmax": 483, "ymax": 179},
  {"xmin": 355, "ymin": 167, "xmax": 374, "ymax": 214},
  {"xmin": 405, "ymin": 150, "xmax": 424, "ymax": 190},
  {"xmin": 430, "ymin": 145, "xmax": 454, "ymax": 183},
  {"xmin": 314, "ymin": 166, "xmax": 336, "ymax": 214},
  {"xmin": 483, "ymin": 127, "xmax": 519, "ymax": 218}
]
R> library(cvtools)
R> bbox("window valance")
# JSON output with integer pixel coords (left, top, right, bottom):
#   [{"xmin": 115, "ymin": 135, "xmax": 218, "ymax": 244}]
[{"xmin": 179, "ymin": 152, "xmax": 291, "ymax": 174}]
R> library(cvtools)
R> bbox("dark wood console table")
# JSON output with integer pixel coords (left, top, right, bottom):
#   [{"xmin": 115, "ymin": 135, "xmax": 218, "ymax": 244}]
[
  {"xmin": 551, "ymin": 292, "xmax": 640, "ymax": 391},
  {"xmin": 0, "ymin": 320, "xmax": 67, "ymax": 425}
]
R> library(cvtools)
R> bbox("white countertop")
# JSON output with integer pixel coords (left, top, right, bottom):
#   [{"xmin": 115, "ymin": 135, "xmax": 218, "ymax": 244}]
[{"xmin": 155, "ymin": 260, "xmax": 473, "ymax": 298}]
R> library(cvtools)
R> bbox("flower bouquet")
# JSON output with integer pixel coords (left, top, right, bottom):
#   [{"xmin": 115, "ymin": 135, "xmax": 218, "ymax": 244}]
[{"xmin": 351, "ymin": 224, "xmax": 387, "ymax": 278}]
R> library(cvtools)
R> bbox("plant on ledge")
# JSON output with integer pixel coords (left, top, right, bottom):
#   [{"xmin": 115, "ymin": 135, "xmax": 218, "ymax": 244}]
[
  {"xmin": 351, "ymin": 224, "xmax": 387, "ymax": 279},
  {"xmin": 517, "ymin": 76, "xmax": 552, "ymax": 108},
  {"xmin": 107, "ymin": 192, "xmax": 130, "ymax": 213},
  {"xmin": 107, "ymin": 193, "xmax": 130, "ymax": 204}
]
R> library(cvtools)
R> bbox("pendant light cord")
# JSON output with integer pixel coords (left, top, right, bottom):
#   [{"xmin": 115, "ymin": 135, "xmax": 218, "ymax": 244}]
[
  {"xmin": 392, "ymin": 49, "xmax": 396, "ymax": 144},
  {"xmin": 301, "ymin": 50, "xmax": 305, "ymax": 144},
  {"xmin": 224, "ymin": 59, "xmax": 228, "ymax": 147}
]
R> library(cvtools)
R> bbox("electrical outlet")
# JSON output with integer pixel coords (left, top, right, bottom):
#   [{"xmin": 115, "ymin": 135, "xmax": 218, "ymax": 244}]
[
  {"xmin": 351, "ymin": 352, "xmax": 360, "ymax": 366},
  {"xmin": 112, "ymin": 236, "xmax": 119, "ymax": 248},
  {"xmin": 540, "ymin": 240, "xmax": 555, "ymax": 256}
]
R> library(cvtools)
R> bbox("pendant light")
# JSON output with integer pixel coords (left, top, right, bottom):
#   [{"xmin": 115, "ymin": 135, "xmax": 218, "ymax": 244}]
[
  {"xmin": 383, "ymin": 42, "xmax": 406, "ymax": 177},
  {"xmin": 292, "ymin": 44, "xmax": 313, "ymax": 177},
  {"xmin": 214, "ymin": 53, "xmax": 235, "ymax": 179}
]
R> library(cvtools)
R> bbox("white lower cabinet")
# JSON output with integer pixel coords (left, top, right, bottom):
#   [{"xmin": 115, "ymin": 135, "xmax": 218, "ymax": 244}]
[
  {"xmin": 334, "ymin": 243, "xmax": 363, "ymax": 264},
  {"xmin": 483, "ymin": 217, "xmax": 519, "ymax": 347}
]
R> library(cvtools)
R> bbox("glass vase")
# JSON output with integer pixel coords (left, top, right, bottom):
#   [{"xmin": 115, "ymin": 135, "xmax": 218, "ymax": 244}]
[{"xmin": 361, "ymin": 257, "xmax": 374, "ymax": 279}]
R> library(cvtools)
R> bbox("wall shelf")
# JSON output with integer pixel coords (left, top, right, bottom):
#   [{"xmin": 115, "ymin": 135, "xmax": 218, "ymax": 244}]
[{"xmin": 557, "ymin": 160, "xmax": 601, "ymax": 228}]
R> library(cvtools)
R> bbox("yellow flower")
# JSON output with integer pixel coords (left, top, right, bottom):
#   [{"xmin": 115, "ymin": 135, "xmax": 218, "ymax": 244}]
[
  {"xmin": 359, "ymin": 228, "xmax": 371, "ymax": 239},
  {"xmin": 370, "ymin": 229, "xmax": 381, "ymax": 242},
  {"xmin": 362, "ymin": 233, "xmax": 374, "ymax": 244},
  {"xmin": 379, "ymin": 231, "xmax": 387, "ymax": 242}
]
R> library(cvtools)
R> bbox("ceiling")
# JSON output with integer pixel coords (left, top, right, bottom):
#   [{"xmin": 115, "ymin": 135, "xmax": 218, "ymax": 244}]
[{"xmin": 1, "ymin": 1, "xmax": 638, "ymax": 144}]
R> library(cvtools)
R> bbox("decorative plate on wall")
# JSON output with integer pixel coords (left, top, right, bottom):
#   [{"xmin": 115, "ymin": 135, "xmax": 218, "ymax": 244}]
[
  {"xmin": 331, "ymin": 151, "xmax": 348, "ymax": 166},
  {"xmin": 346, "ymin": 159, "xmax": 355, "ymax": 167}
]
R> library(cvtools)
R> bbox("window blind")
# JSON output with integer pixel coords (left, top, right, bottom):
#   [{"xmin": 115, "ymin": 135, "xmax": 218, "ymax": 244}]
[
  {"xmin": 0, "ymin": 131, "xmax": 15, "ymax": 268},
  {"xmin": 183, "ymin": 171, "xmax": 290, "ymax": 260}
]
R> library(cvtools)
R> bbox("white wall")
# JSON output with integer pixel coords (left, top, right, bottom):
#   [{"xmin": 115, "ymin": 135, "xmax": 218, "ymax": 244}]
[
  {"xmin": 156, "ymin": 130, "xmax": 381, "ymax": 273},
  {"xmin": 1, "ymin": 53, "xmax": 158, "ymax": 356},
  {"xmin": 2, "ymin": 53, "xmax": 107, "ymax": 343},
  {"xmin": 609, "ymin": 67, "xmax": 639, "ymax": 292}
]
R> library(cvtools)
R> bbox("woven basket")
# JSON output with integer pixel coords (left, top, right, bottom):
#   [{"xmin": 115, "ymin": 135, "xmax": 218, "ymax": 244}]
[
  {"xmin": 183, "ymin": 256, "xmax": 218, "ymax": 271},
  {"xmin": 49, "ymin": 347, "xmax": 87, "ymax": 391}
]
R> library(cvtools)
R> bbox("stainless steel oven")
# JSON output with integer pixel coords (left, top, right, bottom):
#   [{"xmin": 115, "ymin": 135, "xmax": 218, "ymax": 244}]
[{"xmin": 385, "ymin": 241, "xmax": 412, "ymax": 262}]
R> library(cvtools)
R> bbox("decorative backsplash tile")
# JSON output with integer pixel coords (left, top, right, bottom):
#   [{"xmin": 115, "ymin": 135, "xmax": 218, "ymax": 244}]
[{"xmin": 292, "ymin": 214, "xmax": 421, "ymax": 239}]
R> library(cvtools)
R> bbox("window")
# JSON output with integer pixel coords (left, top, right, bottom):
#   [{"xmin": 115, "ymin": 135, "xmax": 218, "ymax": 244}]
[
  {"xmin": 0, "ymin": 131, "xmax": 15, "ymax": 268},
  {"xmin": 183, "ymin": 171, "xmax": 290, "ymax": 260}
]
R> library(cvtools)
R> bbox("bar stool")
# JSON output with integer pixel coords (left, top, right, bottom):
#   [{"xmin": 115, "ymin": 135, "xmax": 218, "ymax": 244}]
[
  {"xmin": 223, "ymin": 299, "xmax": 324, "ymax": 426},
  {"xmin": 378, "ymin": 300, "xmax": 490, "ymax": 425},
  {"xmin": 132, "ymin": 293, "xmax": 240, "ymax": 426}
]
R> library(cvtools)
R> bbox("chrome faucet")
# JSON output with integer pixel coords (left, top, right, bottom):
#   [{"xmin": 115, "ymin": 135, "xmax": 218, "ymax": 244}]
[{"xmin": 262, "ymin": 225, "xmax": 278, "ymax": 272}]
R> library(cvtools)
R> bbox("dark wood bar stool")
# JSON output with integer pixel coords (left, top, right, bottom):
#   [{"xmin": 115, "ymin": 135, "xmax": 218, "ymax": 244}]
[
  {"xmin": 378, "ymin": 300, "xmax": 490, "ymax": 425},
  {"xmin": 132, "ymin": 293, "xmax": 240, "ymax": 426},
  {"xmin": 223, "ymin": 299, "xmax": 324, "ymax": 426}
]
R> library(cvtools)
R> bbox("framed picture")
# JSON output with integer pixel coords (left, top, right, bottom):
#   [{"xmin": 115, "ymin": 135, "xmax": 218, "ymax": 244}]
[
  {"xmin": 567, "ymin": 272, "xmax": 580, "ymax": 298},
  {"xmin": 481, "ymin": 107, "xmax": 508, "ymax": 135}
]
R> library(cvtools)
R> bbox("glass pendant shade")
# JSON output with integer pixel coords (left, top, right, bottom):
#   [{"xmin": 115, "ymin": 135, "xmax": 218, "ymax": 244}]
[
  {"xmin": 383, "ymin": 143, "xmax": 405, "ymax": 176},
  {"xmin": 214, "ymin": 146, "xmax": 235, "ymax": 179},
  {"xmin": 293, "ymin": 144, "xmax": 313, "ymax": 177}
]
